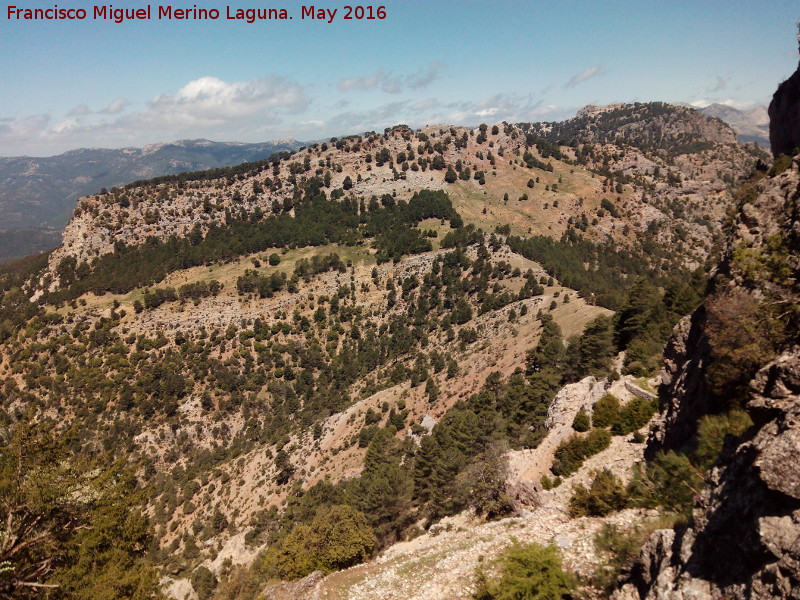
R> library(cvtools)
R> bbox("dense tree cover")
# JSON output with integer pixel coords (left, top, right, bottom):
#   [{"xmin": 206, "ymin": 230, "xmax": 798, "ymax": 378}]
[
  {"xmin": 236, "ymin": 270, "xmax": 286, "ymax": 297},
  {"xmin": 0, "ymin": 422, "xmax": 159, "ymax": 599},
  {"xmin": 0, "ymin": 260, "xmax": 49, "ymax": 342},
  {"xmin": 506, "ymin": 232, "xmax": 655, "ymax": 310},
  {"xmin": 50, "ymin": 187, "xmax": 461, "ymax": 301},
  {"xmin": 521, "ymin": 150, "xmax": 554, "ymax": 172},
  {"xmin": 506, "ymin": 229, "xmax": 705, "ymax": 376},
  {"xmin": 614, "ymin": 274, "xmax": 705, "ymax": 375}
]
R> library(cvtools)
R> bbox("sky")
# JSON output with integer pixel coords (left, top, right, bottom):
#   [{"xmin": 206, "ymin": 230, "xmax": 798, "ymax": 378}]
[{"xmin": 0, "ymin": 0, "xmax": 798, "ymax": 156}]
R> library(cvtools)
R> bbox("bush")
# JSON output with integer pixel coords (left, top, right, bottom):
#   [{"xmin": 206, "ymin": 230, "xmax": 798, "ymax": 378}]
[
  {"xmin": 259, "ymin": 505, "xmax": 376, "ymax": 580},
  {"xmin": 611, "ymin": 397, "xmax": 657, "ymax": 435},
  {"xmin": 627, "ymin": 451, "xmax": 702, "ymax": 513},
  {"xmin": 592, "ymin": 393, "xmax": 620, "ymax": 428},
  {"xmin": 693, "ymin": 410, "xmax": 752, "ymax": 469},
  {"xmin": 592, "ymin": 523, "xmax": 648, "ymax": 593},
  {"xmin": 551, "ymin": 429, "xmax": 611, "ymax": 476},
  {"xmin": 473, "ymin": 541, "xmax": 576, "ymax": 600},
  {"xmin": 568, "ymin": 468, "xmax": 628, "ymax": 517},
  {"xmin": 571, "ymin": 409, "xmax": 590, "ymax": 432},
  {"xmin": 191, "ymin": 566, "xmax": 218, "ymax": 600}
]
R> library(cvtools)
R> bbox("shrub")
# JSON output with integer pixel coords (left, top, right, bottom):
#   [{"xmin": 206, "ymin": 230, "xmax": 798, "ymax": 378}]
[
  {"xmin": 592, "ymin": 393, "xmax": 620, "ymax": 428},
  {"xmin": 592, "ymin": 523, "xmax": 647, "ymax": 593},
  {"xmin": 572, "ymin": 409, "xmax": 590, "ymax": 432},
  {"xmin": 473, "ymin": 541, "xmax": 576, "ymax": 600},
  {"xmin": 551, "ymin": 429, "xmax": 611, "ymax": 476},
  {"xmin": 692, "ymin": 410, "xmax": 752, "ymax": 469},
  {"xmin": 259, "ymin": 505, "xmax": 375, "ymax": 580},
  {"xmin": 611, "ymin": 397, "xmax": 657, "ymax": 435},
  {"xmin": 627, "ymin": 451, "xmax": 703, "ymax": 514},
  {"xmin": 568, "ymin": 468, "xmax": 628, "ymax": 517},
  {"xmin": 191, "ymin": 566, "xmax": 218, "ymax": 600}
]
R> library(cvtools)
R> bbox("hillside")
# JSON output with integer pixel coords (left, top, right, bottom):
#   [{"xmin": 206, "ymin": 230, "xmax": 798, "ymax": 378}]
[
  {"xmin": 0, "ymin": 103, "xmax": 779, "ymax": 599},
  {"xmin": 0, "ymin": 138, "xmax": 301, "ymax": 263}
]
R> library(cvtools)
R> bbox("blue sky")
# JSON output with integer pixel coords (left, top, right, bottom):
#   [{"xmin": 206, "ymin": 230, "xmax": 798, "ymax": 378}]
[{"xmin": 1, "ymin": 0, "xmax": 797, "ymax": 156}]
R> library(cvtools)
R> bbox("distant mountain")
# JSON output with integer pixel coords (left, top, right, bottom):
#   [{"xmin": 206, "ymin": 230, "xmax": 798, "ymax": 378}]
[
  {"xmin": 0, "ymin": 227, "xmax": 61, "ymax": 264},
  {"xmin": 0, "ymin": 138, "xmax": 302, "ymax": 232},
  {"xmin": 0, "ymin": 138, "xmax": 301, "ymax": 263},
  {"xmin": 697, "ymin": 103, "xmax": 770, "ymax": 147}
]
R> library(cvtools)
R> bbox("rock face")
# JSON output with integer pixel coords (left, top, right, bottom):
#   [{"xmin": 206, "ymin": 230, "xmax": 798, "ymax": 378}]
[
  {"xmin": 647, "ymin": 310, "xmax": 712, "ymax": 458},
  {"xmin": 615, "ymin": 149, "xmax": 800, "ymax": 598},
  {"xmin": 769, "ymin": 58, "xmax": 800, "ymax": 157},
  {"xmin": 616, "ymin": 349, "xmax": 800, "ymax": 600}
]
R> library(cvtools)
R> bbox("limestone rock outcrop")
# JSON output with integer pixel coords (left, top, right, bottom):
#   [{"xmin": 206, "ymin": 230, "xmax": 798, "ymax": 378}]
[{"xmin": 616, "ymin": 349, "xmax": 800, "ymax": 600}]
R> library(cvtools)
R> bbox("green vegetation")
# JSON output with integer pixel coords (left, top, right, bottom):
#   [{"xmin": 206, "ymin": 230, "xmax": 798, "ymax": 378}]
[
  {"xmin": 611, "ymin": 397, "xmax": 657, "ymax": 435},
  {"xmin": 49, "ymin": 187, "xmax": 461, "ymax": 300},
  {"xmin": 0, "ymin": 423, "xmax": 159, "ymax": 599},
  {"xmin": 591, "ymin": 394, "xmax": 620, "ymax": 428},
  {"xmin": 591, "ymin": 517, "xmax": 682, "ymax": 594},
  {"xmin": 473, "ymin": 541, "xmax": 576, "ymax": 600},
  {"xmin": 507, "ymin": 232, "xmax": 664, "ymax": 311},
  {"xmin": 1, "ymin": 114, "xmax": 786, "ymax": 595},
  {"xmin": 571, "ymin": 408, "xmax": 590, "ymax": 432},
  {"xmin": 521, "ymin": 102, "xmax": 720, "ymax": 155},
  {"xmin": 259, "ymin": 505, "xmax": 376, "ymax": 580},
  {"xmin": 568, "ymin": 468, "xmax": 628, "ymax": 517},
  {"xmin": 628, "ymin": 410, "xmax": 752, "ymax": 513},
  {"xmin": 551, "ymin": 429, "xmax": 611, "ymax": 476}
]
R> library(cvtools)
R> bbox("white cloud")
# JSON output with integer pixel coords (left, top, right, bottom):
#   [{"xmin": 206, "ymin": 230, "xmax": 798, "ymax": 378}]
[
  {"xmin": 148, "ymin": 76, "xmax": 306, "ymax": 123},
  {"xmin": 411, "ymin": 99, "xmax": 438, "ymax": 111},
  {"xmin": 564, "ymin": 65, "xmax": 602, "ymax": 89},
  {"xmin": 719, "ymin": 98, "xmax": 757, "ymax": 109},
  {"xmin": 67, "ymin": 104, "xmax": 92, "ymax": 116},
  {"xmin": 0, "ymin": 75, "xmax": 308, "ymax": 156},
  {"xmin": 690, "ymin": 98, "xmax": 756, "ymax": 110},
  {"xmin": 51, "ymin": 119, "xmax": 81, "ymax": 134},
  {"xmin": 0, "ymin": 114, "xmax": 51, "ymax": 145},
  {"xmin": 337, "ymin": 62, "xmax": 444, "ymax": 94},
  {"xmin": 101, "ymin": 97, "xmax": 130, "ymax": 115},
  {"xmin": 407, "ymin": 62, "xmax": 444, "ymax": 90},
  {"xmin": 337, "ymin": 71, "xmax": 386, "ymax": 92}
]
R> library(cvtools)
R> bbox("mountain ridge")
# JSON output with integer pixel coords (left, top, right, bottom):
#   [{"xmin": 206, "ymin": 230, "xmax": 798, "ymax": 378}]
[{"xmin": 0, "ymin": 100, "xmax": 784, "ymax": 600}]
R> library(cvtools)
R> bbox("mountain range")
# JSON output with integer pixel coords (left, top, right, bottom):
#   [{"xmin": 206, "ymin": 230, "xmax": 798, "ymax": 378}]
[
  {"xmin": 0, "ymin": 138, "xmax": 301, "ymax": 262},
  {"xmin": 0, "ymin": 96, "xmax": 797, "ymax": 600}
]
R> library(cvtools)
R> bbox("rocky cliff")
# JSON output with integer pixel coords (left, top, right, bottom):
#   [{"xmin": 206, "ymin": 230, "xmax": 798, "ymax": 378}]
[
  {"xmin": 769, "ymin": 58, "xmax": 800, "ymax": 157},
  {"xmin": 615, "ymin": 155, "xmax": 800, "ymax": 598}
]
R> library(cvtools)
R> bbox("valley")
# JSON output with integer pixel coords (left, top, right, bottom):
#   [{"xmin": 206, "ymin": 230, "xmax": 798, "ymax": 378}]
[{"xmin": 1, "ymin": 99, "xmax": 797, "ymax": 600}]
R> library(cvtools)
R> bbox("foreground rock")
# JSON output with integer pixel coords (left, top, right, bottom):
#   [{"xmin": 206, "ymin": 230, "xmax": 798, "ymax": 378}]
[
  {"xmin": 769, "ymin": 34, "xmax": 800, "ymax": 157},
  {"xmin": 615, "ymin": 349, "xmax": 800, "ymax": 599}
]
